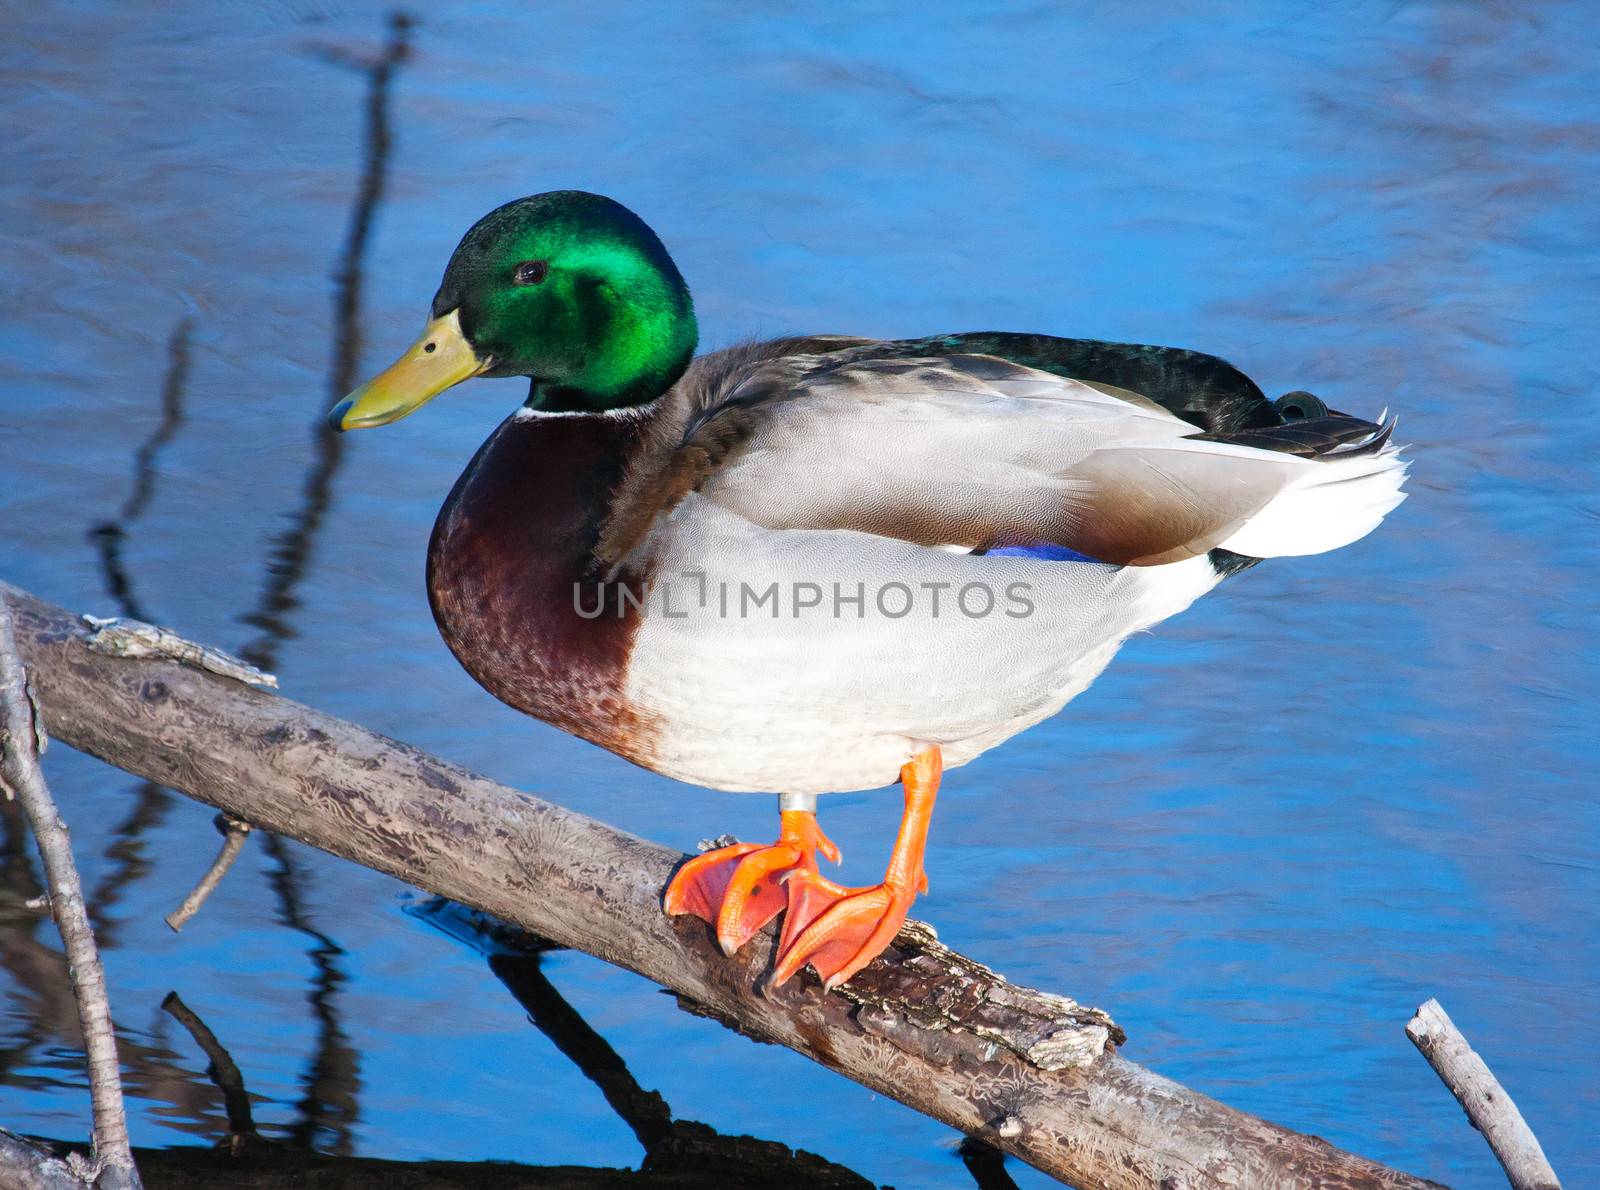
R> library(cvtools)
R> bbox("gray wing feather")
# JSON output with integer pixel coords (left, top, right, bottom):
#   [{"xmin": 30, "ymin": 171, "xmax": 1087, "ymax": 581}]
[{"xmin": 681, "ymin": 353, "xmax": 1302, "ymax": 566}]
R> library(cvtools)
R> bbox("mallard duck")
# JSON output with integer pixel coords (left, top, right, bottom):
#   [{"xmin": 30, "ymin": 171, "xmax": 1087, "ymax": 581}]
[{"xmin": 331, "ymin": 191, "xmax": 1406, "ymax": 991}]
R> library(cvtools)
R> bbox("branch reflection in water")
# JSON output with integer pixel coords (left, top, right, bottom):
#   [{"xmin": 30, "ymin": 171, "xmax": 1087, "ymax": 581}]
[
  {"xmin": 48, "ymin": 907, "xmax": 884, "ymax": 1187},
  {"xmin": 13, "ymin": 6, "xmax": 416, "ymax": 1158}
]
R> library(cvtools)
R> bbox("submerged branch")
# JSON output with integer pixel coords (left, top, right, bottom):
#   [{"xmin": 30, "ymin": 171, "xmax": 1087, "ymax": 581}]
[{"xmin": 2, "ymin": 579, "xmax": 1445, "ymax": 1190}]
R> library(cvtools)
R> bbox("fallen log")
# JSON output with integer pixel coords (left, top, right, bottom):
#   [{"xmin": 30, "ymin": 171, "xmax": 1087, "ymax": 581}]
[{"xmin": 3, "ymin": 580, "xmax": 1444, "ymax": 1189}]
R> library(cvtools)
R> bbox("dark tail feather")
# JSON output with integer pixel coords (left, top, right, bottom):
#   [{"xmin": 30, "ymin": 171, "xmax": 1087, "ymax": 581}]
[
  {"xmin": 1188, "ymin": 412, "xmax": 1396, "ymax": 460},
  {"xmin": 1207, "ymin": 547, "xmax": 1263, "ymax": 578}
]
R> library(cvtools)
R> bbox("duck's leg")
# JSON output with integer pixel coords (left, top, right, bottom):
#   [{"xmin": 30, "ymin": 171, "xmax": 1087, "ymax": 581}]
[
  {"xmin": 771, "ymin": 746, "xmax": 941, "ymax": 991},
  {"xmin": 663, "ymin": 795, "xmax": 843, "ymax": 957}
]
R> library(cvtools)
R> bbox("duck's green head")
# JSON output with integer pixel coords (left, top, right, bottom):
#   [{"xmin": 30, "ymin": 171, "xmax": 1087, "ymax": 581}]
[{"xmin": 330, "ymin": 191, "xmax": 697, "ymax": 429}]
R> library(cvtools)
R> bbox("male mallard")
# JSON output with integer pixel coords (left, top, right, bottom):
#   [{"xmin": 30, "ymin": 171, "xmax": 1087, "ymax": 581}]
[{"xmin": 331, "ymin": 191, "xmax": 1406, "ymax": 991}]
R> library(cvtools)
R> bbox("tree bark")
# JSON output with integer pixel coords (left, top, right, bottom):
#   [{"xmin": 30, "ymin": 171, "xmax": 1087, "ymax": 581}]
[
  {"xmin": 1406, "ymin": 999, "xmax": 1560, "ymax": 1190},
  {"xmin": 2, "ymin": 580, "xmax": 1445, "ymax": 1190},
  {"xmin": 0, "ymin": 1129, "xmax": 84, "ymax": 1190}
]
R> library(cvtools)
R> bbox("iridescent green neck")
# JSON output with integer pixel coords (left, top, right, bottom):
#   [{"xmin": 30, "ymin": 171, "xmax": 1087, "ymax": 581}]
[{"xmin": 524, "ymin": 266, "xmax": 697, "ymax": 411}]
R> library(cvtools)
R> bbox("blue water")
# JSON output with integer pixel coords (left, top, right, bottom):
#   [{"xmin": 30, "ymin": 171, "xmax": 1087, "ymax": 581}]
[{"xmin": 3, "ymin": 3, "xmax": 1597, "ymax": 1186}]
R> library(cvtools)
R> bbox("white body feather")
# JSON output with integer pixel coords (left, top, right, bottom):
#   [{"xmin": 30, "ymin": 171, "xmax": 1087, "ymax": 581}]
[
  {"xmin": 626, "ymin": 498, "xmax": 1219, "ymax": 793},
  {"xmin": 590, "ymin": 355, "xmax": 1405, "ymax": 794}
]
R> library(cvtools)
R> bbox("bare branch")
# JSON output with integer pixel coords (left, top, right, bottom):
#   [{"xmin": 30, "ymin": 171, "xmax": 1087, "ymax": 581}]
[
  {"xmin": 1406, "ymin": 998, "xmax": 1560, "ymax": 1190},
  {"xmin": 0, "ymin": 595, "xmax": 142, "ymax": 1190},
  {"xmin": 163, "ymin": 815, "xmax": 253, "ymax": 932}
]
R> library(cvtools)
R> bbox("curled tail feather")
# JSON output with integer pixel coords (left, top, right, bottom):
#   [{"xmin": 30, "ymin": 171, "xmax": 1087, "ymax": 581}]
[{"xmin": 1210, "ymin": 414, "xmax": 1408, "ymax": 559}]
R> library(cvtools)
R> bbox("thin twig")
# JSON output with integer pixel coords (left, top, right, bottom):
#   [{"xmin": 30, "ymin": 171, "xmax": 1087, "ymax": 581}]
[
  {"xmin": 1407, "ymin": 998, "xmax": 1561, "ymax": 1190},
  {"xmin": 163, "ymin": 815, "xmax": 253, "ymax": 932},
  {"xmin": 0, "ymin": 595, "xmax": 142, "ymax": 1190}
]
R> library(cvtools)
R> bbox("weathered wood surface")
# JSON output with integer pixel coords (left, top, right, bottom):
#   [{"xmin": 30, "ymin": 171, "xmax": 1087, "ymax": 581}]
[
  {"xmin": 0, "ymin": 1129, "xmax": 86, "ymax": 1190},
  {"xmin": 1406, "ymin": 1000, "xmax": 1560, "ymax": 1190},
  {"xmin": 4, "ymin": 581, "xmax": 1445, "ymax": 1189}
]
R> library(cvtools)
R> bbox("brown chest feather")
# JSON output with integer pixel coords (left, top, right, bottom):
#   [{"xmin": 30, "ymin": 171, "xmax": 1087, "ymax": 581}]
[{"xmin": 426, "ymin": 412, "xmax": 660, "ymax": 761}]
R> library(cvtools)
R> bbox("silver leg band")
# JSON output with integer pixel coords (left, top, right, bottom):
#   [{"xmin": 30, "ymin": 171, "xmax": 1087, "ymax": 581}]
[{"xmin": 778, "ymin": 792, "xmax": 818, "ymax": 814}]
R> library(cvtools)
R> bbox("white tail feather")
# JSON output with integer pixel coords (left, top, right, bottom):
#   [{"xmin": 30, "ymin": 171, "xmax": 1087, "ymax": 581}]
[{"xmin": 1217, "ymin": 438, "xmax": 1409, "ymax": 558}]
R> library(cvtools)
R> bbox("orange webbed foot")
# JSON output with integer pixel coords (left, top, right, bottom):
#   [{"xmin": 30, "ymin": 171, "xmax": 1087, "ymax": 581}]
[
  {"xmin": 770, "ymin": 747, "xmax": 942, "ymax": 991},
  {"xmin": 661, "ymin": 840, "xmax": 764, "ymax": 925},
  {"xmin": 667, "ymin": 747, "xmax": 943, "ymax": 993},
  {"xmin": 770, "ymin": 877, "xmax": 917, "ymax": 991},
  {"xmin": 663, "ymin": 811, "xmax": 841, "ymax": 956}
]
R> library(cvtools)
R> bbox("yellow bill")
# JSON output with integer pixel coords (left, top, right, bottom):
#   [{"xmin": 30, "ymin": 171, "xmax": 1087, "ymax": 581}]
[{"xmin": 328, "ymin": 309, "xmax": 488, "ymax": 431}]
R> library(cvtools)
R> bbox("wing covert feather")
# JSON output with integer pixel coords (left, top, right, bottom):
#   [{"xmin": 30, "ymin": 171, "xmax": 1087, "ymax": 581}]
[{"xmin": 604, "ymin": 350, "xmax": 1308, "ymax": 568}]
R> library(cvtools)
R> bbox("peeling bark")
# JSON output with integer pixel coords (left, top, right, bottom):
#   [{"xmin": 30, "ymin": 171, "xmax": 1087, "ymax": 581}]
[{"xmin": 1, "ymin": 581, "xmax": 1445, "ymax": 1190}]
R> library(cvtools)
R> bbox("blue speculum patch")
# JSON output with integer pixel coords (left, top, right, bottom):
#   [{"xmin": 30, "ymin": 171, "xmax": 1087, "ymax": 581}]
[{"xmin": 982, "ymin": 541, "xmax": 1106, "ymax": 564}]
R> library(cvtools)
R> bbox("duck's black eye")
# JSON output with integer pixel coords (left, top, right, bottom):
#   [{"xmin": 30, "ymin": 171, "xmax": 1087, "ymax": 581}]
[{"xmin": 514, "ymin": 259, "xmax": 550, "ymax": 286}]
